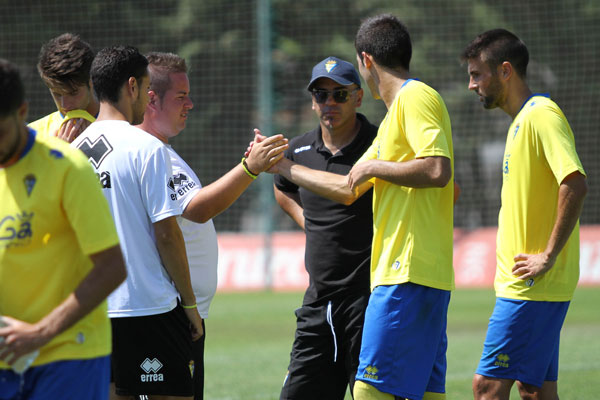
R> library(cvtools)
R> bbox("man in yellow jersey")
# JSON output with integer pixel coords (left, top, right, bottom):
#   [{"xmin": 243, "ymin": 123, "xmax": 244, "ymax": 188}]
[
  {"xmin": 462, "ymin": 29, "xmax": 587, "ymax": 400},
  {"xmin": 29, "ymin": 33, "xmax": 97, "ymax": 142},
  {"xmin": 263, "ymin": 14, "xmax": 454, "ymax": 400},
  {"xmin": 0, "ymin": 58, "xmax": 126, "ymax": 399}
]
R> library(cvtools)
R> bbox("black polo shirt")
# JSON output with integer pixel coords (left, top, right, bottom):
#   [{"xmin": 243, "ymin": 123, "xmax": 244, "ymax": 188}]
[{"xmin": 274, "ymin": 113, "xmax": 378, "ymax": 306}]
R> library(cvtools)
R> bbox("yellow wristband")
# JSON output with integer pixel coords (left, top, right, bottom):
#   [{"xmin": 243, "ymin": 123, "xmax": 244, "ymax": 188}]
[
  {"xmin": 181, "ymin": 303, "xmax": 197, "ymax": 309},
  {"xmin": 241, "ymin": 157, "xmax": 258, "ymax": 180}
]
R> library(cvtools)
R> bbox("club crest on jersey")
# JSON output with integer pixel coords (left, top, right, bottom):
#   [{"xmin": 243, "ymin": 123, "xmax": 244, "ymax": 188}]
[
  {"xmin": 325, "ymin": 59, "xmax": 338, "ymax": 73},
  {"xmin": 23, "ymin": 174, "xmax": 36, "ymax": 196},
  {"xmin": 76, "ymin": 135, "xmax": 113, "ymax": 169}
]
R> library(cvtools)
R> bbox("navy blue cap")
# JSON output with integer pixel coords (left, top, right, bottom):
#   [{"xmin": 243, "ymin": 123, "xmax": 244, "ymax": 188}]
[{"xmin": 307, "ymin": 56, "xmax": 361, "ymax": 90}]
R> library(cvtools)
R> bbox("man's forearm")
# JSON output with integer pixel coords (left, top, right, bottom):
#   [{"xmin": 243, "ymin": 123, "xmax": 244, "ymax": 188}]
[
  {"xmin": 544, "ymin": 172, "xmax": 587, "ymax": 260},
  {"xmin": 273, "ymin": 184, "xmax": 305, "ymax": 230},
  {"xmin": 183, "ymin": 164, "xmax": 253, "ymax": 223},
  {"xmin": 153, "ymin": 216, "xmax": 195, "ymax": 305},
  {"xmin": 274, "ymin": 158, "xmax": 360, "ymax": 205},
  {"xmin": 365, "ymin": 157, "xmax": 452, "ymax": 188},
  {"xmin": 37, "ymin": 245, "xmax": 126, "ymax": 341},
  {"xmin": 0, "ymin": 245, "xmax": 126, "ymax": 359}
]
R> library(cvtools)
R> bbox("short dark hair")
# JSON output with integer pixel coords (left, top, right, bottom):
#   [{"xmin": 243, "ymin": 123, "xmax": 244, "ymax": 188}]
[
  {"xmin": 0, "ymin": 59, "xmax": 25, "ymax": 118},
  {"xmin": 91, "ymin": 45, "xmax": 148, "ymax": 104},
  {"xmin": 146, "ymin": 52, "xmax": 188, "ymax": 99},
  {"xmin": 461, "ymin": 29, "xmax": 529, "ymax": 78},
  {"xmin": 355, "ymin": 14, "xmax": 412, "ymax": 71},
  {"xmin": 37, "ymin": 33, "xmax": 94, "ymax": 92}
]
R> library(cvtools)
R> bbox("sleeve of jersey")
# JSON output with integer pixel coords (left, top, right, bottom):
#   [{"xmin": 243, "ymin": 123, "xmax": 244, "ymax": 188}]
[
  {"xmin": 140, "ymin": 145, "xmax": 183, "ymax": 223},
  {"xmin": 355, "ymin": 134, "xmax": 380, "ymax": 164},
  {"xmin": 273, "ymin": 145, "xmax": 299, "ymax": 193},
  {"xmin": 403, "ymin": 89, "xmax": 451, "ymax": 159},
  {"xmin": 170, "ymin": 153, "xmax": 201, "ymax": 212},
  {"xmin": 534, "ymin": 105, "xmax": 586, "ymax": 183},
  {"xmin": 63, "ymin": 150, "xmax": 120, "ymax": 255},
  {"xmin": 353, "ymin": 136, "xmax": 380, "ymax": 185}
]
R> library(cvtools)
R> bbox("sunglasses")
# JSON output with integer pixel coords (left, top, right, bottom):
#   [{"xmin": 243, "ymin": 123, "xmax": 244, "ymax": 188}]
[{"xmin": 311, "ymin": 88, "xmax": 359, "ymax": 104}]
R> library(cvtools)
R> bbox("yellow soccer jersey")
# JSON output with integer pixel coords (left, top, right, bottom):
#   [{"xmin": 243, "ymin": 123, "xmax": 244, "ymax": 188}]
[
  {"xmin": 28, "ymin": 109, "xmax": 95, "ymax": 139},
  {"xmin": 496, "ymin": 95, "xmax": 585, "ymax": 301},
  {"xmin": 0, "ymin": 130, "xmax": 119, "ymax": 368},
  {"xmin": 357, "ymin": 79, "xmax": 455, "ymax": 291}
]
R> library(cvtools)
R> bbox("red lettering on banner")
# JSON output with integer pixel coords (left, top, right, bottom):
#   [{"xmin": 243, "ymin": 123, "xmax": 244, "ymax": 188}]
[{"xmin": 212, "ymin": 227, "xmax": 600, "ymax": 292}]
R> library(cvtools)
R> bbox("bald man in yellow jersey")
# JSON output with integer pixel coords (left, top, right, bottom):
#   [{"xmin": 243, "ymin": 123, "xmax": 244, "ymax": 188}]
[
  {"xmin": 463, "ymin": 29, "xmax": 587, "ymax": 400},
  {"xmin": 0, "ymin": 59, "xmax": 126, "ymax": 399}
]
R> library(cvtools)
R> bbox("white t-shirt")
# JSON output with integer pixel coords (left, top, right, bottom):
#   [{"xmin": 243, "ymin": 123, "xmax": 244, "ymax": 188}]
[
  {"xmin": 72, "ymin": 120, "xmax": 182, "ymax": 317},
  {"xmin": 167, "ymin": 146, "xmax": 219, "ymax": 318}
]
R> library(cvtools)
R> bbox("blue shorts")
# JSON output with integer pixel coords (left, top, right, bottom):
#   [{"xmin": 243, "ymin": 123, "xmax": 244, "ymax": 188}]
[
  {"xmin": 355, "ymin": 283, "xmax": 451, "ymax": 399},
  {"xmin": 476, "ymin": 298, "xmax": 570, "ymax": 388},
  {"xmin": 0, "ymin": 355, "xmax": 110, "ymax": 400}
]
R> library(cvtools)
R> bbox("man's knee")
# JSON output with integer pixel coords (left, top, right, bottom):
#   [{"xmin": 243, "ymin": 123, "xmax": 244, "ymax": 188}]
[
  {"xmin": 472, "ymin": 374, "xmax": 488, "ymax": 398},
  {"xmin": 472, "ymin": 374, "xmax": 513, "ymax": 400},
  {"xmin": 516, "ymin": 380, "xmax": 558, "ymax": 400}
]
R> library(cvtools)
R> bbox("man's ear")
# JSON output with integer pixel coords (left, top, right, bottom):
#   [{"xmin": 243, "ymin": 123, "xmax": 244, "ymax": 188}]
[
  {"xmin": 148, "ymin": 90, "xmax": 159, "ymax": 108},
  {"xmin": 355, "ymin": 88, "xmax": 364, "ymax": 108},
  {"xmin": 361, "ymin": 52, "xmax": 374, "ymax": 69},
  {"xmin": 127, "ymin": 76, "xmax": 138, "ymax": 98},
  {"xmin": 500, "ymin": 61, "xmax": 513, "ymax": 81}
]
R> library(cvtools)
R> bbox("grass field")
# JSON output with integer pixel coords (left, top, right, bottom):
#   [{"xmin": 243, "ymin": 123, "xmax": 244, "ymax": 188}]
[{"xmin": 204, "ymin": 288, "xmax": 600, "ymax": 399}]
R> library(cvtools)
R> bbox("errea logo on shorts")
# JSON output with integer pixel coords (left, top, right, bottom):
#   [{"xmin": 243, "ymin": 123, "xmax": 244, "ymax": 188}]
[
  {"xmin": 494, "ymin": 353, "xmax": 510, "ymax": 368},
  {"xmin": 363, "ymin": 365, "xmax": 379, "ymax": 380},
  {"xmin": 140, "ymin": 358, "xmax": 164, "ymax": 382}
]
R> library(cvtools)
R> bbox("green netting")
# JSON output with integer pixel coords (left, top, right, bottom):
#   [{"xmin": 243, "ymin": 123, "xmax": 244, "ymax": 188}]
[{"xmin": 2, "ymin": 0, "xmax": 598, "ymax": 232}]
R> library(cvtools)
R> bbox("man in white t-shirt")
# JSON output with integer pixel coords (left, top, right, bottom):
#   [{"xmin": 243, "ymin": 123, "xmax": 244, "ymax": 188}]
[
  {"xmin": 136, "ymin": 52, "xmax": 288, "ymax": 400},
  {"xmin": 72, "ymin": 46, "xmax": 202, "ymax": 400}
]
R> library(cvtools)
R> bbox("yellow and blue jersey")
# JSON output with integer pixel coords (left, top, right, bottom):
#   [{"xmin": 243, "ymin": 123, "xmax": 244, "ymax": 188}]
[
  {"xmin": 496, "ymin": 95, "xmax": 585, "ymax": 301},
  {"xmin": 28, "ymin": 110, "xmax": 95, "ymax": 139},
  {"xmin": 0, "ymin": 129, "xmax": 119, "ymax": 367},
  {"xmin": 357, "ymin": 79, "xmax": 455, "ymax": 291}
]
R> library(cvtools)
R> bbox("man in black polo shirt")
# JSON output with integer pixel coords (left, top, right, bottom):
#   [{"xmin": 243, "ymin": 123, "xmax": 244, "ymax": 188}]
[{"xmin": 273, "ymin": 56, "xmax": 378, "ymax": 400}]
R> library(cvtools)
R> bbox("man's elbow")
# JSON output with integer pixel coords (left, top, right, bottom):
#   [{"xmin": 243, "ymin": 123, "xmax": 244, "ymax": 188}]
[
  {"xmin": 337, "ymin": 187, "xmax": 360, "ymax": 206},
  {"xmin": 430, "ymin": 167, "xmax": 452, "ymax": 188},
  {"xmin": 341, "ymin": 196, "xmax": 356, "ymax": 206},
  {"xmin": 564, "ymin": 172, "xmax": 588, "ymax": 200},
  {"xmin": 424, "ymin": 157, "xmax": 452, "ymax": 188}
]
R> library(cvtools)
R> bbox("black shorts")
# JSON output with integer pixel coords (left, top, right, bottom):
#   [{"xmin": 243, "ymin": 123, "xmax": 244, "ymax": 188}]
[
  {"xmin": 111, "ymin": 304, "xmax": 193, "ymax": 396},
  {"xmin": 280, "ymin": 292, "xmax": 370, "ymax": 400}
]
